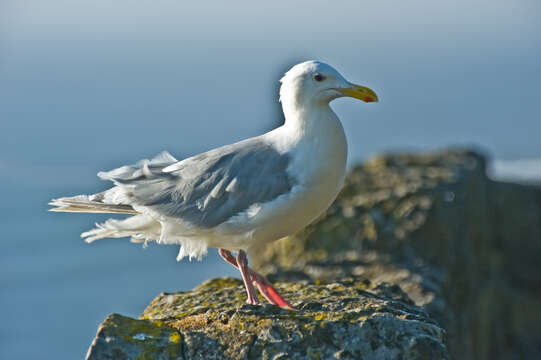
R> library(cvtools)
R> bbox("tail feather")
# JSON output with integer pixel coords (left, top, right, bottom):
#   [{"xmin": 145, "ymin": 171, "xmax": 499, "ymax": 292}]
[
  {"xmin": 81, "ymin": 215, "xmax": 161, "ymax": 243},
  {"xmin": 49, "ymin": 195, "xmax": 137, "ymax": 214}
]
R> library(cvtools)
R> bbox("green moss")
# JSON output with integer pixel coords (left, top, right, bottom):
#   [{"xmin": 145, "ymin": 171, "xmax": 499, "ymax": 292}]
[
  {"xmin": 196, "ymin": 277, "xmax": 243, "ymax": 291},
  {"xmin": 168, "ymin": 332, "xmax": 181, "ymax": 344},
  {"xmin": 100, "ymin": 314, "xmax": 182, "ymax": 359}
]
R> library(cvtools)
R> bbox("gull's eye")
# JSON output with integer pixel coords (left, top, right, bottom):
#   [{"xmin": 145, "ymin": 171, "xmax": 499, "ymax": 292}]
[{"xmin": 313, "ymin": 73, "xmax": 325, "ymax": 82}]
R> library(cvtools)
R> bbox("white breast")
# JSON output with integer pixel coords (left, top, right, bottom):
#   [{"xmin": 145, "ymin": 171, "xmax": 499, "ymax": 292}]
[
  {"xmin": 266, "ymin": 107, "xmax": 348, "ymax": 234},
  {"xmin": 211, "ymin": 107, "xmax": 348, "ymax": 252}
]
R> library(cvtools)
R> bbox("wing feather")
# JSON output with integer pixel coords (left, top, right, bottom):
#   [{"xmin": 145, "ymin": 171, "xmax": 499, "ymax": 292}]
[{"xmin": 102, "ymin": 139, "xmax": 294, "ymax": 228}]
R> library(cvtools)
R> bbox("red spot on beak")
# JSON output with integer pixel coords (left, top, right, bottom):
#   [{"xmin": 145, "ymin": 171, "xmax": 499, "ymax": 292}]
[{"xmin": 364, "ymin": 97, "xmax": 375, "ymax": 102}]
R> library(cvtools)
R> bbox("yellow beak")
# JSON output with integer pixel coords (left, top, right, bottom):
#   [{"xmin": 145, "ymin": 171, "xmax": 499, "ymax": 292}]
[{"xmin": 335, "ymin": 83, "xmax": 378, "ymax": 103}]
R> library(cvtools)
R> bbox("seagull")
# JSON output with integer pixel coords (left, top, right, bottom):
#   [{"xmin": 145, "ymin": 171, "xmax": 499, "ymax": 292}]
[{"xmin": 50, "ymin": 61, "xmax": 378, "ymax": 309}]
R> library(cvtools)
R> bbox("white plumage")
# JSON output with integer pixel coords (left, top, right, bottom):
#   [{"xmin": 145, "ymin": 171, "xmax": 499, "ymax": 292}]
[{"xmin": 50, "ymin": 61, "xmax": 378, "ymax": 308}]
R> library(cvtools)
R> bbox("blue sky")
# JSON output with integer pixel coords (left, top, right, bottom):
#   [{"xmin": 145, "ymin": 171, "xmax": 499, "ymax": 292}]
[{"xmin": 2, "ymin": 0, "xmax": 540, "ymax": 174}]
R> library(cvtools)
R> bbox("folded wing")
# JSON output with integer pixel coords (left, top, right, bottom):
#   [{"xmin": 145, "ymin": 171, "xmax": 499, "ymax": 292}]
[{"xmin": 98, "ymin": 138, "xmax": 294, "ymax": 229}]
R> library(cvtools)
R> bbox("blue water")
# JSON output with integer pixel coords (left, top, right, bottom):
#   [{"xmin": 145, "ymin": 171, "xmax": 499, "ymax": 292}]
[{"xmin": 1, "ymin": 1, "xmax": 540, "ymax": 358}]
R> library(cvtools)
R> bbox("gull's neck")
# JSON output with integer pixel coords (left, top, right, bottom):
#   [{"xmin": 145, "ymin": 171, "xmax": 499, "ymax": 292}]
[
  {"xmin": 270, "ymin": 84, "xmax": 348, "ymax": 180},
  {"xmin": 280, "ymin": 96, "xmax": 341, "ymax": 142},
  {"xmin": 274, "ymin": 92, "xmax": 348, "ymax": 195}
]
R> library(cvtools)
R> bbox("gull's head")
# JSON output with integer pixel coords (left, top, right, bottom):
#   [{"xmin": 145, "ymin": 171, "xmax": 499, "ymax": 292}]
[{"xmin": 279, "ymin": 61, "xmax": 378, "ymax": 108}]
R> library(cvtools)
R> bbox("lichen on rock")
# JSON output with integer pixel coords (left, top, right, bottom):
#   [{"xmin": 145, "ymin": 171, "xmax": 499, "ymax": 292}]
[
  {"xmin": 86, "ymin": 313, "xmax": 183, "ymax": 360},
  {"xmin": 89, "ymin": 277, "xmax": 448, "ymax": 359}
]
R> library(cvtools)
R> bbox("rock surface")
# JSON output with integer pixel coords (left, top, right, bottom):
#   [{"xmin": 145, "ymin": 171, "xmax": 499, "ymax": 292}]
[
  {"xmin": 87, "ymin": 278, "xmax": 448, "ymax": 360},
  {"xmin": 86, "ymin": 149, "xmax": 541, "ymax": 359}
]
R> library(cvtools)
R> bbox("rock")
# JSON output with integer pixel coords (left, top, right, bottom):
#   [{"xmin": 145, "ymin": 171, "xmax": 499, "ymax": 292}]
[
  {"xmin": 258, "ymin": 148, "xmax": 541, "ymax": 360},
  {"xmin": 88, "ymin": 278, "xmax": 448, "ymax": 360},
  {"xmin": 86, "ymin": 314, "xmax": 183, "ymax": 360},
  {"xmin": 86, "ymin": 148, "xmax": 541, "ymax": 359}
]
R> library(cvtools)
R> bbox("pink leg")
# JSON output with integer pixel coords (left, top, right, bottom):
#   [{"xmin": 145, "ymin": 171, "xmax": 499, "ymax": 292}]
[
  {"xmin": 218, "ymin": 248, "xmax": 295, "ymax": 310},
  {"xmin": 219, "ymin": 248, "xmax": 237, "ymax": 267},
  {"xmin": 237, "ymin": 250, "xmax": 260, "ymax": 305},
  {"xmin": 249, "ymin": 270, "xmax": 295, "ymax": 310}
]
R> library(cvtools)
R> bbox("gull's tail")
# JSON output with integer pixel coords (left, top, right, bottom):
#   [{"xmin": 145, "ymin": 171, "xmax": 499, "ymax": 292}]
[
  {"xmin": 49, "ymin": 194, "xmax": 160, "ymax": 243},
  {"xmin": 81, "ymin": 215, "xmax": 161, "ymax": 243},
  {"xmin": 49, "ymin": 195, "xmax": 137, "ymax": 214}
]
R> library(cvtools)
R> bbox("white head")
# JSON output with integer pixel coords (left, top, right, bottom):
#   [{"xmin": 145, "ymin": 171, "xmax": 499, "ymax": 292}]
[{"xmin": 279, "ymin": 61, "xmax": 378, "ymax": 112}]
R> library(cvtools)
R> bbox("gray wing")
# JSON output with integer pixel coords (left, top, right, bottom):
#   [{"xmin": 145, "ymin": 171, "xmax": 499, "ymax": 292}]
[{"xmin": 99, "ymin": 138, "xmax": 294, "ymax": 228}]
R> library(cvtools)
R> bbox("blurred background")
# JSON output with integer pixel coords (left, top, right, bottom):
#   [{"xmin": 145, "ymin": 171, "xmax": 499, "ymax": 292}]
[{"xmin": 1, "ymin": 0, "xmax": 539, "ymax": 358}]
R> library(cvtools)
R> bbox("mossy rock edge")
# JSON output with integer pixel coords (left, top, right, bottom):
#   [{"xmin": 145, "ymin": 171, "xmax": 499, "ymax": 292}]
[{"xmin": 88, "ymin": 277, "xmax": 448, "ymax": 360}]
